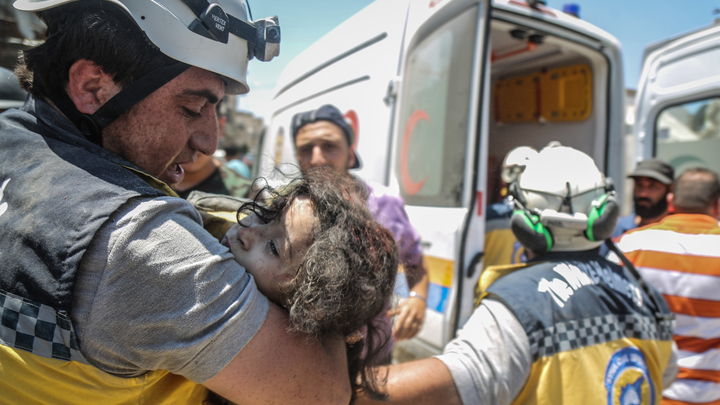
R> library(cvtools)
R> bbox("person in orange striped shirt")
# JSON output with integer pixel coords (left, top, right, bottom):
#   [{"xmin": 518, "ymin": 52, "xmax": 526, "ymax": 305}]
[{"xmin": 618, "ymin": 167, "xmax": 720, "ymax": 405}]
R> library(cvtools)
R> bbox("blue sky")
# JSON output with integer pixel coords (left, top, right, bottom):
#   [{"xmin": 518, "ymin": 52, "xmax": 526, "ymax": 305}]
[{"xmin": 239, "ymin": 0, "xmax": 720, "ymax": 117}]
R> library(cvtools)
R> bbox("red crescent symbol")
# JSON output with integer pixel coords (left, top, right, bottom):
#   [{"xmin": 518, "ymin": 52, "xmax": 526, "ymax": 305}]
[
  {"xmin": 343, "ymin": 110, "xmax": 359, "ymax": 150},
  {"xmin": 401, "ymin": 109, "xmax": 429, "ymax": 195}
]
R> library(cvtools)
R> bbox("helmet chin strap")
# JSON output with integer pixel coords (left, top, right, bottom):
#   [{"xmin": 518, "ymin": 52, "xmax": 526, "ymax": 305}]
[{"xmin": 50, "ymin": 62, "xmax": 190, "ymax": 145}]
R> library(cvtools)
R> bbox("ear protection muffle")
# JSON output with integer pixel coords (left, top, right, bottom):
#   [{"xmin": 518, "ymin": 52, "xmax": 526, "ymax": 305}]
[
  {"xmin": 511, "ymin": 209, "xmax": 553, "ymax": 254},
  {"xmin": 585, "ymin": 192, "xmax": 620, "ymax": 242},
  {"xmin": 508, "ymin": 183, "xmax": 620, "ymax": 254},
  {"xmin": 509, "ymin": 182, "xmax": 552, "ymax": 255}
]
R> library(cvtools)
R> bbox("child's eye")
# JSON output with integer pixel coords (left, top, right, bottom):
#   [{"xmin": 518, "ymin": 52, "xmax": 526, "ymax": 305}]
[{"xmin": 268, "ymin": 240, "xmax": 279, "ymax": 257}]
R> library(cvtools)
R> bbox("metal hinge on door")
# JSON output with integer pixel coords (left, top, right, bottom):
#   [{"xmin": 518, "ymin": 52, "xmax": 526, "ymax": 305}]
[{"xmin": 384, "ymin": 77, "xmax": 401, "ymax": 107}]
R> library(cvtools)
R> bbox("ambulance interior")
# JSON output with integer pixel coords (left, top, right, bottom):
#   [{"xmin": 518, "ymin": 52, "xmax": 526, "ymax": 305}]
[{"xmin": 485, "ymin": 19, "xmax": 608, "ymax": 199}]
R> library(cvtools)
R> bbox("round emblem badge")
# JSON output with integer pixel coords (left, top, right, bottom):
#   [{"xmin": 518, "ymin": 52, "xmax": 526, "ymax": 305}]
[{"xmin": 605, "ymin": 347, "xmax": 655, "ymax": 405}]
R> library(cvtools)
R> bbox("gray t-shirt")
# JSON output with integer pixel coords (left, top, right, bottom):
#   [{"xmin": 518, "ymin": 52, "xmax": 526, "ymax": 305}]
[
  {"xmin": 438, "ymin": 299, "xmax": 531, "ymax": 405},
  {"xmin": 73, "ymin": 196, "xmax": 269, "ymax": 383},
  {"xmin": 438, "ymin": 299, "xmax": 678, "ymax": 405}
]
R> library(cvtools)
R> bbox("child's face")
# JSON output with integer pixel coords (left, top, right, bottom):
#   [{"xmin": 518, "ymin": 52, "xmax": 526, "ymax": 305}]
[{"xmin": 222, "ymin": 196, "xmax": 318, "ymax": 303}]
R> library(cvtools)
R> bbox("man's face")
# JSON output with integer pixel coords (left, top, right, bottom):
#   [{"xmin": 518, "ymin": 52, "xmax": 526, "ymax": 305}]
[
  {"xmin": 633, "ymin": 176, "xmax": 670, "ymax": 218},
  {"xmin": 102, "ymin": 67, "xmax": 225, "ymax": 186},
  {"xmin": 294, "ymin": 121, "xmax": 354, "ymax": 174}
]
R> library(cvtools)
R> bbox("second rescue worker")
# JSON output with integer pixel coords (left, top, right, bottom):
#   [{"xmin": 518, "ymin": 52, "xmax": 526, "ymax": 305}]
[{"xmin": 357, "ymin": 145, "xmax": 678, "ymax": 405}]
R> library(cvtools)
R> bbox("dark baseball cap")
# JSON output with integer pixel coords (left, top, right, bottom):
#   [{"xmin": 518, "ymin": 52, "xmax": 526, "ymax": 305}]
[
  {"xmin": 291, "ymin": 104, "xmax": 361, "ymax": 169},
  {"xmin": 628, "ymin": 158, "xmax": 674, "ymax": 185}
]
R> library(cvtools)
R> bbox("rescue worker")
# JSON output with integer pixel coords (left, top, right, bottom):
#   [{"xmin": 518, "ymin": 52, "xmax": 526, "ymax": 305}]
[
  {"xmin": 483, "ymin": 146, "xmax": 538, "ymax": 270},
  {"xmin": 356, "ymin": 145, "xmax": 678, "ymax": 405},
  {"xmin": 617, "ymin": 167, "xmax": 720, "ymax": 405},
  {"xmin": 291, "ymin": 104, "xmax": 429, "ymax": 358},
  {"xmin": 0, "ymin": 1, "xmax": 351, "ymax": 404}
]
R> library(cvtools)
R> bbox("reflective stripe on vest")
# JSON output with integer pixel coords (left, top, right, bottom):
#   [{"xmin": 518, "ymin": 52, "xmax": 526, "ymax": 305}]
[{"xmin": 484, "ymin": 253, "xmax": 674, "ymax": 404}]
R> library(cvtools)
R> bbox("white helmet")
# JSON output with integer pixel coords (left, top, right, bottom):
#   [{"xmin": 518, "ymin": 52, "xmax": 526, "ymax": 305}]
[
  {"xmin": 13, "ymin": 0, "xmax": 281, "ymax": 95},
  {"xmin": 510, "ymin": 146, "xmax": 619, "ymax": 253},
  {"xmin": 501, "ymin": 146, "xmax": 538, "ymax": 184}
]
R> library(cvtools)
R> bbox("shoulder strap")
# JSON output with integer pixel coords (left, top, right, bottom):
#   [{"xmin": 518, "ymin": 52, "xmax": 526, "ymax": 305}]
[{"xmin": 603, "ymin": 239, "xmax": 674, "ymax": 323}]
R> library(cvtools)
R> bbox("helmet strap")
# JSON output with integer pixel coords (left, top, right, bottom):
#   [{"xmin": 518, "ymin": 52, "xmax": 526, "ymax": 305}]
[{"xmin": 51, "ymin": 62, "xmax": 190, "ymax": 145}]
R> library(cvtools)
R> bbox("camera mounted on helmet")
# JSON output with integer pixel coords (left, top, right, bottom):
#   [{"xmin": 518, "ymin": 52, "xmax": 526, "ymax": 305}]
[{"xmin": 183, "ymin": 0, "xmax": 280, "ymax": 62}]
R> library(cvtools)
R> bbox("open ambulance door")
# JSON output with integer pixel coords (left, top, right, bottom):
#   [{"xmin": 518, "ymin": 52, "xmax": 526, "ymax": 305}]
[
  {"xmin": 391, "ymin": 0, "xmax": 624, "ymax": 360},
  {"xmin": 388, "ymin": 0, "xmax": 491, "ymax": 360}
]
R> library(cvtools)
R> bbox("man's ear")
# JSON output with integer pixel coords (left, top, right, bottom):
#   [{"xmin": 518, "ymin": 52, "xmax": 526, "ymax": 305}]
[
  {"xmin": 66, "ymin": 59, "xmax": 120, "ymax": 115},
  {"xmin": 667, "ymin": 192, "xmax": 675, "ymax": 214}
]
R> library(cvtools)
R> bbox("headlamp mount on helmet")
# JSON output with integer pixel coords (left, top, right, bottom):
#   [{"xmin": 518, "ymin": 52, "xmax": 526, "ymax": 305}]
[{"xmin": 182, "ymin": 0, "xmax": 280, "ymax": 61}]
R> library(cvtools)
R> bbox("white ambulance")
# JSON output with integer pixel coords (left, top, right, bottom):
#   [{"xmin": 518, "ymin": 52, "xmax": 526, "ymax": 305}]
[
  {"xmin": 256, "ymin": 0, "xmax": 626, "ymax": 359},
  {"xmin": 634, "ymin": 21, "xmax": 720, "ymax": 175}
]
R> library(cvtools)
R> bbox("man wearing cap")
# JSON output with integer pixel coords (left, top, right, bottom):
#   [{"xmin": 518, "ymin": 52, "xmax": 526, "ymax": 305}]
[
  {"xmin": 0, "ymin": 1, "xmax": 351, "ymax": 404},
  {"xmin": 612, "ymin": 159, "xmax": 675, "ymax": 240},
  {"xmin": 0, "ymin": 67, "xmax": 27, "ymax": 113},
  {"xmin": 292, "ymin": 104, "xmax": 430, "ymax": 357}
]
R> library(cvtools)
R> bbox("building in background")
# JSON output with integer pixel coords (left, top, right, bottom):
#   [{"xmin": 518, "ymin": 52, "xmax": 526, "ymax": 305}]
[
  {"xmin": 0, "ymin": 0, "xmax": 44, "ymax": 70},
  {"xmin": 219, "ymin": 95, "xmax": 264, "ymax": 177}
]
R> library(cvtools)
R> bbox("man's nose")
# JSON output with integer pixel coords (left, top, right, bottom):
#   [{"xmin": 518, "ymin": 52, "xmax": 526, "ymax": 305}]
[
  {"xmin": 636, "ymin": 186, "xmax": 649, "ymax": 198},
  {"xmin": 191, "ymin": 111, "xmax": 220, "ymax": 157},
  {"xmin": 310, "ymin": 146, "xmax": 326, "ymax": 166}
]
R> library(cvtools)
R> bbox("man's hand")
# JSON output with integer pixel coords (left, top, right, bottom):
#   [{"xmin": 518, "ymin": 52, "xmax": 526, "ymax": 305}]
[
  {"xmin": 389, "ymin": 295, "xmax": 426, "ymax": 341},
  {"xmin": 391, "ymin": 259, "xmax": 430, "ymax": 341}
]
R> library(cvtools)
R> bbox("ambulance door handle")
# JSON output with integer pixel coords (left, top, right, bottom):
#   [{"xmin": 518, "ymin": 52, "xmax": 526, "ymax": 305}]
[
  {"xmin": 420, "ymin": 240, "xmax": 432, "ymax": 249},
  {"xmin": 466, "ymin": 251, "xmax": 484, "ymax": 278},
  {"xmin": 384, "ymin": 77, "xmax": 401, "ymax": 107}
]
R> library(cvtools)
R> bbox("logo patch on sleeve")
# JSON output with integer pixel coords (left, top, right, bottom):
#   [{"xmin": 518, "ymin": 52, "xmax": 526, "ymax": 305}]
[{"xmin": 605, "ymin": 347, "xmax": 655, "ymax": 405}]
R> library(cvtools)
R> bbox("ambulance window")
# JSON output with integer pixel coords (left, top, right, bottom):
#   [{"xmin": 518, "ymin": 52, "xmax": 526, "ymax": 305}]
[
  {"xmin": 396, "ymin": 6, "xmax": 477, "ymax": 207},
  {"xmin": 655, "ymin": 97, "xmax": 720, "ymax": 175}
]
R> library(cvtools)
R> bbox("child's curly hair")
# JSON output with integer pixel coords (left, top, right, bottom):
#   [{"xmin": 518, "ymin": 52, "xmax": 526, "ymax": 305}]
[{"xmin": 237, "ymin": 167, "xmax": 398, "ymax": 402}]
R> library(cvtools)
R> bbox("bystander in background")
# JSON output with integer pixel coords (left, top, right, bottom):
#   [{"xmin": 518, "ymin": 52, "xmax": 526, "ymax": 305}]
[
  {"xmin": 617, "ymin": 167, "xmax": 720, "ymax": 405},
  {"xmin": 292, "ymin": 104, "xmax": 430, "ymax": 364},
  {"xmin": 601, "ymin": 158, "xmax": 674, "ymax": 257},
  {"xmin": 616, "ymin": 158, "xmax": 674, "ymax": 236},
  {"xmin": 225, "ymin": 144, "xmax": 253, "ymax": 179}
]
